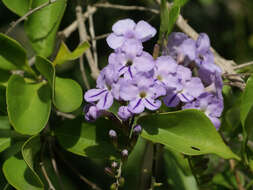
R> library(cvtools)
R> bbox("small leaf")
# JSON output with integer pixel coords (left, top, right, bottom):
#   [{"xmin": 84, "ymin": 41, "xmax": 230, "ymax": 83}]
[
  {"xmin": 7, "ymin": 75, "xmax": 51, "ymax": 135},
  {"xmin": 35, "ymin": 56, "xmax": 83, "ymax": 112},
  {"xmin": 2, "ymin": 0, "xmax": 32, "ymax": 16},
  {"xmin": 3, "ymin": 153, "xmax": 43, "ymax": 190},
  {"xmin": 24, "ymin": 0, "xmax": 67, "ymax": 57},
  {"xmin": 53, "ymin": 41, "xmax": 90, "ymax": 66},
  {"xmin": 138, "ymin": 109, "xmax": 240, "ymax": 160},
  {"xmin": 22, "ymin": 136, "xmax": 43, "ymax": 188},
  {"xmin": 54, "ymin": 77, "xmax": 83, "ymax": 113},
  {"xmin": 166, "ymin": 5, "xmax": 180, "ymax": 35},
  {"xmin": 0, "ymin": 34, "xmax": 31, "ymax": 72},
  {"xmin": 55, "ymin": 118, "xmax": 119, "ymax": 159}
]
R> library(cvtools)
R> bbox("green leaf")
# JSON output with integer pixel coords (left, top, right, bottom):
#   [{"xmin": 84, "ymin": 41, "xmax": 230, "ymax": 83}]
[
  {"xmin": 0, "ymin": 116, "xmax": 11, "ymax": 153},
  {"xmin": 54, "ymin": 77, "xmax": 83, "ymax": 112},
  {"xmin": 3, "ymin": 153, "xmax": 43, "ymax": 190},
  {"xmin": 241, "ymin": 75, "xmax": 253, "ymax": 129},
  {"xmin": 24, "ymin": 0, "xmax": 67, "ymax": 57},
  {"xmin": 159, "ymin": 0, "xmax": 170, "ymax": 40},
  {"xmin": 0, "ymin": 70, "xmax": 11, "ymax": 87},
  {"xmin": 53, "ymin": 41, "xmax": 90, "ymax": 66},
  {"xmin": 22, "ymin": 136, "xmax": 43, "ymax": 187},
  {"xmin": 2, "ymin": 0, "xmax": 32, "ymax": 16},
  {"xmin": 167, "ymin": 5, "xmax": 180, "ymax": 35},
  {"xmin": 55, "ymin": 118, "xmax": 119, "ymax": 159},
  {"xmin": 164, "ymin": 149, "xmax": 198, "ymax": 190},
  {"xmin": 35, "ymin": 56, "xmax": 83, "ymax": 112},
  {"xmin": 7, "ymin": 75, "xmax": 51, "ymax": 135},
  {"xmin": 138, "ymin": 109, "xmax": 240, "ymax": 160},
  {"xmin": 0, "ymin": 34, "xmax": 32, "ymax": 73},
  {"xmin": 240, "ymin": 75, "xmax": 253, "ymax": 163},
  {"xmin": 159, "ymin": 0, "xmax": 188, "ymax": 41}
]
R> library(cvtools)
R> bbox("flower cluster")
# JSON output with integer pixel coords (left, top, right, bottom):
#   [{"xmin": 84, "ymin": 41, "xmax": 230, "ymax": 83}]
[{"xmin": 84, "ymin": 19, "xmax": 224, "ymax": 130}]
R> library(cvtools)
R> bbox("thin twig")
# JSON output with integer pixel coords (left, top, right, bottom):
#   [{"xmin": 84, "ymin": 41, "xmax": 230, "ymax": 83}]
[
  {"xmin": 94, "ymin": 2, "xmax": 159, "ymax": 14},
  {"xmin": 40, "ymin": 143, "xmax": 56, "ymax": 190},
  {"xmin": 5, "ymin": 0, "xmax": 58, "ymax": 35},
  {"xmin": 229, "ymin": 160, "xmax": 245, "ymax": 190},
  {"xmin": 54, "ymin": 147, "xmax": 103, "ymax": 190},
  {"xmin": 88, "ymin": 5, "xmax": 98, "ymax": 67},
  {"xmin": 234, "ymin": 61, "xmax": 253, "ymax": 70},
  {"xmin": 79, "ymin": 55, "xmax": 91, "ymax": 89},
  {"xmin": 56, "ymin": 111, "xmax": 76, "ymax": 119},
  {"xmin": 49, "ymin": 142, "xmax": 64, "ymax": 190},
  {"xmin": 76, "ymin": 5, "xmax": 100, "ymax": 79},
  {"xmin": 59, "ymin": 6, "xmax": 97, "ymax": 39}
]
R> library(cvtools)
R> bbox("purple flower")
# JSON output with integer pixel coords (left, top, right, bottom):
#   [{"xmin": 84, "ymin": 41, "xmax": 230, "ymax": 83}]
[
  {"xmin": 84, "ymin": 105, "xmax": 102, "ymax": 122},
  {"xmin": 153, "ymin": 56, "xmax": 178, "ymax": 87},
  {"xmin": 118, "ymin": 106, "xmax": 132, "ymax": 121},
  {"xmin": 182, "ymin": 92, "xmax": 223, "ymax": 130},
  {"xmin": 120, "ymin": 74, "xmax": 166, "ymax": 113},
  {"xmin": 84, "ymin": 65, "xmax": 118, "ymax": 110},
  {"xmin": 106, "ymin": 19, "xmax": 156, "ymax": 50},
  {"xmin": 109, "ymin": 50, "xmax": 154, "ymax": 79},
  {"xmin": 163, "ymin": 66, "xmax": 205, "ymax": 107},
  {"xmin": 163, "ymin": 32, "xmax": 196, "ymax": 64}
]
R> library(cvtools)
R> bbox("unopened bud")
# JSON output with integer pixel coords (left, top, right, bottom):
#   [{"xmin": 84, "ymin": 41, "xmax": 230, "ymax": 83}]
[
  {"xmin": 111, "ymin": 161, "xmax": 118, "ymax": 169},
  {"xmin": 110, "ymin": 183, "xmax": 117, "ymax": 190},
  {"xmin": 121, "ymin": 149, "xmax": 128, "ymax": 162},
  {"xmin": 109, "ymin": 129, "xmax": 117, "ymax": 138},
  {"xmin": 133, "ymin": 125, "xmax": 142, "ymax": 134},
  {"xmin": 104, "ymin": 167, "xmax": 115, "ymax": 178},
  {"xmin": 119, "ymin": 177, "xmax": 125, "ymax": 187}
]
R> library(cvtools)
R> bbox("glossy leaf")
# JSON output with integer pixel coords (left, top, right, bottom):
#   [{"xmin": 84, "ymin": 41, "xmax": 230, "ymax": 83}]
[
  {"xmin": 53, "ymin": 41, "xmax": 90, "ymax": 66},
  {"xmin": 35, "ymin": 56, "xmax": 83, "ymax": 112},
  {"xmin": 164, "ymin": 149, "xmax": 198, "ymax": 190},
  {"xmin": 241, "ymin": 75, "xmax": 253, "ymax": 129},
  {"xmin": 22, "ymin": 136, "xmax": 43, "ymax": 187},
  {"xmin": 138, "ymin": 109, "xmax": 240, "ymax": 160},
  {"xmin": 24, "ymin": 0, "xmax": 67, "ymax": 57},
  {"xmin": 54, "ymin": 77, "xmax": 83, "ymax": 113},
  {"xmin": 55, "ymin": 118, "xmax": 119, "ymax": 159},
  {"xmin": 0, "ymin": 34, "xmax": 31, "ymax": 73},
  {"xmin": 167, "ymin": 5, "xmax": 180, "ymax": 35},
  {"xmin": 7, "ymin": 75, "xmax": 51, "ymax": 135},
  {"xmin": 2, "ymin": 0, "xmax": 31, "ymax": 16},
  {"xmin": 3, "ymin": 153, "xmax": 43, "ymax": 190}
]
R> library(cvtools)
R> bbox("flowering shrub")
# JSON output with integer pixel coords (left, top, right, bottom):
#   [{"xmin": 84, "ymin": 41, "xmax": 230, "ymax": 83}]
[{"xmin": 84, "ymin": 19, "xmax": 223, "ymax": 129}]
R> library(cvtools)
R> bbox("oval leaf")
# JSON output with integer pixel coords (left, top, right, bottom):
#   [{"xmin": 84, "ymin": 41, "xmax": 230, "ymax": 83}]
[
  {"xmin": 55, "ymin": 118, "xmax": 119, "ymax": 159},
  {"xmin": 7, "ymin": 75, "xmax": 51, "ymax": 135},
  {"xmin": 24, "ymin": 0, "xmax": 67, "ymax": 57},
  {"xmin": 35, "ymin": 56, "xmax": 82, "ymax": 112},
  {"xmin": 138, "ymin": 109, "xmax": 240, "ymax": 160},
  {"xmin": 3, "ymin": 153, "xmax": 43, "ymax": 190},
  {"xmin": 54, "ymin": 77, "xmax": 83, "ymax": 112}
]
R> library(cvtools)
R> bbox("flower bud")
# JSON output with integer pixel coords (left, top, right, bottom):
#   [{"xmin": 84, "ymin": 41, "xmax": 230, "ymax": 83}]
[
  {"xmin": 133, "ymin": 125, "xmax": 142, "ymax": 134},
  {"xmin": 110, "ymin": 183, "xmax": 117, "ymax": 190},
  {"xmin": 109, "ymin": 129, "xmax": 117, "ymax": 138},
  {"xmin": 111, "ymin": 161, "xmax": 118, "ymax": 169},
  {"xmin": 117, "ymin": 106, "xmax": 132, "ymax": 121},
  {"xmin": 84, "ymin": 105, "xmax": 101, "ymax": 122},
  {"xmin": 104, "ymin": 167, "xmax": 115, "ymax": 178},
  {"xmin": 121, "ymin": 149, "xmax": 128, "ymax": 162},
  {"xmin": 109, "ymin": 129, "xmax": 118, "ymax": 147},
  {"xmin": 119, "ymin": 177, "xmax": 125, "ymax": 187}
]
